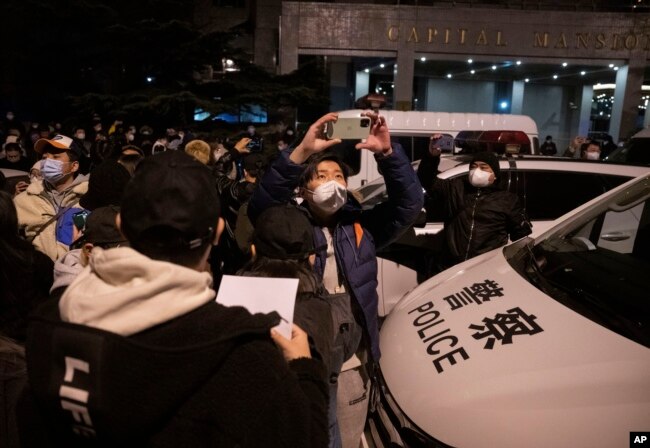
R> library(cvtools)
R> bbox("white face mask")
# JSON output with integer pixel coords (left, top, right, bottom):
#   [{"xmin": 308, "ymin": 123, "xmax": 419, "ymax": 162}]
[
  {"xmin": 306, "ymin": 180, "xmax": 347, "ymax": 215},
  {"xmin": 468, "ymin": 168, "xmax": 492, "ymax": 188},
  {"xmin": 586, "ymin": 151, "xmax": 600, "ymax": 160}
]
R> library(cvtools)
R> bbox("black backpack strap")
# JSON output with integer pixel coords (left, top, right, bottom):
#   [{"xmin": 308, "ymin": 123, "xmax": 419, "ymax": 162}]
[{"xmin": 27, "ymin": 205, "xmax": 73, "ymax": 243}]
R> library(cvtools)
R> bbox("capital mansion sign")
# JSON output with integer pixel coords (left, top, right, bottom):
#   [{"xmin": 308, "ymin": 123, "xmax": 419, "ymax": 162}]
[{"xmin": 387, "ymin": 26, "xmax": 650, "ymax": 52}]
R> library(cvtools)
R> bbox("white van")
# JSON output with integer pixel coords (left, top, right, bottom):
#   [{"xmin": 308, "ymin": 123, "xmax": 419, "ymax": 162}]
[{"xmin": 332, "ymin": 110, "xmax": 539, "ymax": 189}]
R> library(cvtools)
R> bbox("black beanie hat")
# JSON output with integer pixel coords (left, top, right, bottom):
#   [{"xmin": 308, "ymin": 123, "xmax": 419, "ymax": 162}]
[
  {"xmin": 470, "ymin": 152, "xmax": 500, "ymax": 179},
  {"xmin": 253, "ymin": 204, "xmax": 323, "ymax": 260}
]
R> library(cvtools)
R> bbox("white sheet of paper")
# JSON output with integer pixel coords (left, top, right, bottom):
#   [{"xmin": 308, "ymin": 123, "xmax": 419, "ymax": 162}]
[{"xmin": 215, "ymin": 275, "xmax": 298, "ymax": 338}]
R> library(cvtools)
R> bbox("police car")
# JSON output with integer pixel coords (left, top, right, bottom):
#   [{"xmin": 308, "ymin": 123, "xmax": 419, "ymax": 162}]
[
  {"xmin": 356, "ymin": 156, "xmax": 650, "ymax": 315},
  {"xmin": 369, "ymin": 172, "xmax": 650, "ymax": 448}
]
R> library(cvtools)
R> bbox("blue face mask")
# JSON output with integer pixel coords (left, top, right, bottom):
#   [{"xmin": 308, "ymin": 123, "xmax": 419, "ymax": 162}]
[{"xmin": 41, "ymin": 158, "xmax": 70, "ymax": 185}]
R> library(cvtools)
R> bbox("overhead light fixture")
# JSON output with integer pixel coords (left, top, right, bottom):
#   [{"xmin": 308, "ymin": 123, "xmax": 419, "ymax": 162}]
[
  {"xmin": 467, "ymin": 58, "xmax": 473, "ymax": 64},
  {"xmin": 525, "ymin": 78, "xmax": 530, "ymax": 82},
  {"xmin": 470, "ymin": 70, "xmax": 475, "ymax": 74},
  {"xmin": 553, "ymin": 74, "xmax": 558, "ymax": 79},
  {"xmin": 380, "ymin": 63, "xmax": 385, "ymax": 68},
  {"xmin": 420, "ymin": 57, "xmax": 426, "ymax": 62},
  {"xmin": 491, "ymin": 65, "xmax": 497, "ymax": 70},
  {"xmin": 562, "ymin": 62, "xmax": 568, "ymax": 67},
  {"xmin": 446, "ymin": 74, "xmax": 452, "ymax": 79},
  {"xmin": 614, "ymin": 66, "xmax": 619, "ymax": 71},
  {"xmin": 364, "ymin": 68, "xmax": 370, "ymax": 73},
  {"xmin": 516, "ymin": 60, "xmax": 522, "ymax": 65},
  {"xmin": 499, "ymin": 101, "xmax": 509, "ymax": 110},
  {"xmin": 580, "ymin": 71, "xmax": 586, "ymax": 75},
  {"xmin": 609, "ymin": 63, "xmax": 614, "ymax": 68}
]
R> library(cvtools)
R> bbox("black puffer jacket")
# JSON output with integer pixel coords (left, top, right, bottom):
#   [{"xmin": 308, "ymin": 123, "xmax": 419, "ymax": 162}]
[
  {"xmin": 20, "ymin": 300, "xmax": 329, "ymax": 448},
  {"xmin": 418, "ymin": 154, "xmax": 531, "ymax": 269}
]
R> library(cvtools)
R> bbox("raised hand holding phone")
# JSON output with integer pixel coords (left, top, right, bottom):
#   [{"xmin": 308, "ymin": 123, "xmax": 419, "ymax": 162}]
[
  {"xmin": 355, "ymin": 111, "xmax": 392, "ymax": 156},
  {"xmin": 290, "ymin": 112, "xmax": 341, "ymax": 164}
]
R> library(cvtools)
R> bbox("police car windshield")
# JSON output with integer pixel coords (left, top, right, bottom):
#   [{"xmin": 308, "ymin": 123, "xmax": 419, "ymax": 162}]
[{"xmin": 507, "ymin": 178, "xmax": 650, "ymax": 347}]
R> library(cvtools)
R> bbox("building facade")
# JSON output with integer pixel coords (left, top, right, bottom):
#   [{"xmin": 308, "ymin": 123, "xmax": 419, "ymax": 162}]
[{"xmin": 277, "ymin": 2, "xmax": 649, "ymax": 145}]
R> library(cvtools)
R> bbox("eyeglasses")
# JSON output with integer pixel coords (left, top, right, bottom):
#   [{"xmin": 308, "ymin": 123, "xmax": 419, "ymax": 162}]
[{"xmin": 73, "ymin": 210, "xmax": 91, "ymax": 232}]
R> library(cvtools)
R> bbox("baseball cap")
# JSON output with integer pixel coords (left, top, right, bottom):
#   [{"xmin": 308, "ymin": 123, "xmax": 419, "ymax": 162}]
[
  {"xmin": 2, "ymin": 135, "xmax": 19, "ymax": 149},
  {"xmin": 120, "ymin": 151, "xmax": 220, "ymax": 249},
  {"xmin": 253, "ymin": 204, "xmax": 324, "ymax": 260},
  {"xmin": 34, "ymin": 134, "xmax": 82, "ymax": 158}
]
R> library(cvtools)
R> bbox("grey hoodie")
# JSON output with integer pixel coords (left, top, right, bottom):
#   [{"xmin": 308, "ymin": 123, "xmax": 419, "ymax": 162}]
[{"xmin": 50, "ymin": 249, "xmax": 84, "ymax": 293}]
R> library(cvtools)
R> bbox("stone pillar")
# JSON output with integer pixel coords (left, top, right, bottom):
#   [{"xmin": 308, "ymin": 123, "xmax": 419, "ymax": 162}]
[
  {"xmin": 254, "ymin": 0, "xmax": 282, "ymax": 72},
  {"xmin": 511, "ymin": 81, "xmax": 525, "ymax": 115},
  {"xmin": 578, "ymin": 84, "xmax": 594, "ymax": 137},
  {"xmin": 609, "ymin": 57, "xmax": 646, "ymax": 141},
  {"xmin": 279, "ymin": 14, "xmax": 299, "ymax": 74},
  {"xmin": 393, "ymin": 49, "xmax": 414, "ymax": 111}
]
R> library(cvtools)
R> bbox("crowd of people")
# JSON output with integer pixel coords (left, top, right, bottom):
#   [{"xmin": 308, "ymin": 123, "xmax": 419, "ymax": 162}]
[
  {"xmin": 1, "ymin": 106, "xmax": 620, "ymax": 447},
  {"xmin": 0, "ymin": 109, "xmax": 424, "ymax": 448}
]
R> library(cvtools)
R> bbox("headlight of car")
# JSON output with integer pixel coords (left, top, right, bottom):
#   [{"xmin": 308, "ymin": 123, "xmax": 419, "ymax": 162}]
[{"xmin": 368, "ymin": 368, "xmax": 454, "ymax": 448}]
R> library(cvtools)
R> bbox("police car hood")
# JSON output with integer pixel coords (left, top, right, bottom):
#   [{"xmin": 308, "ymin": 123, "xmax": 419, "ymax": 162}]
[{"xmin": 380, "ymin": 247, "xmax": 650, "ymax": 448}]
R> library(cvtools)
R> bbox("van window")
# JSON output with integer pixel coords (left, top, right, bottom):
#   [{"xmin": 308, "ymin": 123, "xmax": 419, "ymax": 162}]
[
  {"xmin": 510, "ymin": 171, "xmax": 630, "ymax": 220},
  {"xmin": 334, "ymin": 135, "xmax": 450, "ymax": 169},
  {"xmin": 455, "ymin": 130, "xmax": 532, "ymax": 155},
  {"xmin": 391, "ymin": 135, "xmax": 451, "ymax": 162}
]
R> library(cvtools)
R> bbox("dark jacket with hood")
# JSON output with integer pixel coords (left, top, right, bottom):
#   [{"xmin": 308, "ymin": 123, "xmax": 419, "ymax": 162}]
[
  {"xmin": 0, "ymin": 237, "xmax": 53, "ymax": 342},
  {"xmin": 248, "ymin": 145, "xmax": 424, "ymax": 361},
  {"xmin": 19, "ymin": 298, "xmax": 328, "ymax": 447},
  {"xmin": 417, "ymin": 153, "xmax": 532, "ymax": 269}
]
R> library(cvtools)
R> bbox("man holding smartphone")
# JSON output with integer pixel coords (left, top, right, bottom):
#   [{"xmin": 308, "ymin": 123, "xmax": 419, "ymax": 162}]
[
  {"xmin": 563, "ymin": 135, "xmax": 589, "ymax": 158},
  {"xmin": 249, "ymin": 111, "xmax": 423, "ymax": 448}
]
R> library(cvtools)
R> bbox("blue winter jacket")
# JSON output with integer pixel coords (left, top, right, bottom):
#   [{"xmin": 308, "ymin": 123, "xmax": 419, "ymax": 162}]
[{"xmin": 249, "ymin": 144, "xmax": 424, "ymax": 361}]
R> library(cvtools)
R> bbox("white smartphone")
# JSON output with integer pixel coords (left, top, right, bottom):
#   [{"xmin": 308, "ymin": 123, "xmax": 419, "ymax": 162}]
[{"xmin": 325, "ymin": 117, "xmax": 372, "ymax": 140}]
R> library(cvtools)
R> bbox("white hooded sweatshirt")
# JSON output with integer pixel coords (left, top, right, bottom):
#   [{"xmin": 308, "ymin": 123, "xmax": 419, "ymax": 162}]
[{"xmin": 59, "ymin": 247, "xmax": 215, "ymax": 336}]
